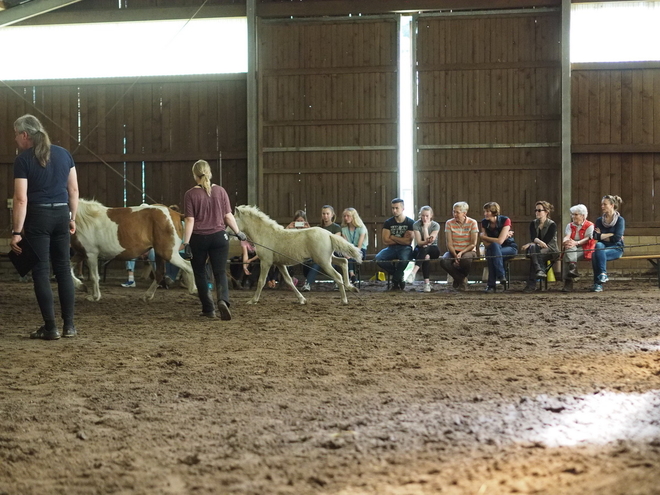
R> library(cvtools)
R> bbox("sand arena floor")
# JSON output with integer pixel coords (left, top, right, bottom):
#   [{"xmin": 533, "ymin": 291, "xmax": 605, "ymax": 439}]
[{"xmin": 1, "ymin": 276, "xmax": 659, "ymax": 494}]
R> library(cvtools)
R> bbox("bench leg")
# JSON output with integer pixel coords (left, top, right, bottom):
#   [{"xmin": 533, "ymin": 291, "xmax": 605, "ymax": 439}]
[{"xmin": 649, "ymin": 259, "xmax": 660, "ymax": 289}]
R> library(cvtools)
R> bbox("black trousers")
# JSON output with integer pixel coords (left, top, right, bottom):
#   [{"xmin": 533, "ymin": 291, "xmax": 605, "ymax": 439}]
[
  {"xmin": 25, "ymin": 205, "xmax": 75, "ymax": 329},
  {"xmin": 190, "ymin": 230, "xmax": 230, "ymax": 313}
]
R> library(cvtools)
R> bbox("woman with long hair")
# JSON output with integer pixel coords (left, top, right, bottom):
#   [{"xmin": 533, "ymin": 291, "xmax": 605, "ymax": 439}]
[
  {"xmin": 591, "ymin": 195, "xmax": 625, "ymax": 292},
  {"xmin": 340, "ymin": 207, "xmax": 368, "ymax": 284},
  {"xmin": 520, "ymin": 201, "xmax": 559, "ymax": 292},
  {"xmin": 182, "ymin": 160, "xmax": 246, "ymax": 320},
  {"xmin": 11, "ymin": 114, "xmax": 79, "ymax": 340}
]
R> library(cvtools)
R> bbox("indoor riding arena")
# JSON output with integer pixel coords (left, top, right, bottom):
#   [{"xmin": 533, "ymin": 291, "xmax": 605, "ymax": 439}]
[{"xmin": 1, "ymin": 1, "xmax": 659, "ymax": 494}]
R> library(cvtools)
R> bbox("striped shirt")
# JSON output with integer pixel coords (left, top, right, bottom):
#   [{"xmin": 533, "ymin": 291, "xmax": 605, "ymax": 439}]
[{"xmin": 445, "ymin": 217, "xmax": 479, "ymax": 251}]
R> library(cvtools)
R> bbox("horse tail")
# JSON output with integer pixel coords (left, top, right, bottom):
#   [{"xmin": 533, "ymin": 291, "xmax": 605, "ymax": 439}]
[{"xmin": 330, "ymin": 235, "xmax": 363, "ymax": 262}]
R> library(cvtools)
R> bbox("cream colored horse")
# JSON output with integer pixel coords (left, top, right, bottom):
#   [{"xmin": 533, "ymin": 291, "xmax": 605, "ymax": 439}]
[{"xmin": 234, "ymin": 205, "xmax": 362, "ymax": 305}]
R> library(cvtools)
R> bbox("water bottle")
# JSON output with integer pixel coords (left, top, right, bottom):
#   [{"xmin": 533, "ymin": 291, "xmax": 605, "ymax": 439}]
[{"xmin": 479, "ymin": 242, "xmax": 485, "ymax": 259}]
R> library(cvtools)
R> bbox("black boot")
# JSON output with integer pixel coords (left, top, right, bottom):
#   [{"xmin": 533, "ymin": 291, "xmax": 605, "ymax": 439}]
[{"xmin": 567, "ymin": 262, "xmax": 579, "ymax": 278}]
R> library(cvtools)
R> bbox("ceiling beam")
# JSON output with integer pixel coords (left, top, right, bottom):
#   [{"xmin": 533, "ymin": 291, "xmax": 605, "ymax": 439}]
[{"xmin": 0, "ymin": 0, "xmax": 82, "ymax": 27}]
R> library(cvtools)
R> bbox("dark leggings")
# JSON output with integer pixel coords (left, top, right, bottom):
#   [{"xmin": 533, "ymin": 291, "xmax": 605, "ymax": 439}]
[
  {"xmin": 413, "ymin": 245, "xmax": 441, "ymax": 279},
  {"xmin": 190, "ymin": 230, "xmax": 230, "ymax": 314},
  {"xmin": 25, "ymin": 205, "xmax": 75, "ymax": 329}
]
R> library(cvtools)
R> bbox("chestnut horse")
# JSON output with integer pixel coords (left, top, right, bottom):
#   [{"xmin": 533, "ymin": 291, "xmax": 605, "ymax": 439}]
[{"xmin": 71, "ymin": 199, "xmax": 196, "ymax": 301}]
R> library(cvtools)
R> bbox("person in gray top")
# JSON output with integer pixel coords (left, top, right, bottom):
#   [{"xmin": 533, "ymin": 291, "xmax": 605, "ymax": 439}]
[{"xmin": 407, "ymin": 205, "xmax": 441, "ymax": 292}]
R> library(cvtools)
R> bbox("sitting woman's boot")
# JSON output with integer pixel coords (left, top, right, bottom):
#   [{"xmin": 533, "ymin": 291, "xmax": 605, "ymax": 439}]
[
  {"xmin": 567, "ymin": 262, "xmax": 579, "ymax": 278},
  {"xmin": 561, "ymin": 278, "xmax": 574, "ymax": 292}
]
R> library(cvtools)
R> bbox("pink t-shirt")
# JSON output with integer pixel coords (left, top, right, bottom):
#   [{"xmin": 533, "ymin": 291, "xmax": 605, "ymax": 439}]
[{"xmin": 183, "ymin": 184, "xmax": 232, "ymax": 235}]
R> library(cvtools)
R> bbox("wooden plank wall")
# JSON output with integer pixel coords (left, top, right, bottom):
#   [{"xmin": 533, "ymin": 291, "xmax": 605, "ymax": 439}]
[
  {"xmin": 415, "ymin": 11, "xmax": 562, "ymax": 252},
  {"xmin": 258, "ymin": 17, "xmax": 398, "ymax": 253},
  {"xmin": 572, "ymin": 66, "xmax": 660, "ymax": 237},
  {"xmin": 0, "ymin": 76, "xmax": 247, "ymax": 231}
]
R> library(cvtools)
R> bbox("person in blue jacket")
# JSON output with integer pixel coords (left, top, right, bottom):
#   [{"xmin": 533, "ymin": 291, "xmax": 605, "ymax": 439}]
[{"xmin": 591, "ymin": 195, "xmax": 625, "ymax": 292}]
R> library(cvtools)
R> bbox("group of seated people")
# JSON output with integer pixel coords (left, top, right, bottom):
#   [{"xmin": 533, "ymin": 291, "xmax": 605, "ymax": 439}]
[
  {"xmin": 374, "ymin": 194, "xmax": 625, "ymax": 293},
  {"xmin": 142, "ymin": 194, "xmax": 624, "ymax": 295}
]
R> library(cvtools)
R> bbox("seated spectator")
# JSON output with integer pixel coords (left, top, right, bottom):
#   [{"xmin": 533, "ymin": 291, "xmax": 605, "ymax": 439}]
[
  {"xmin": 230, "ymin": 240, "xmax": 260, "ymax": 289},
  {"xmin": 281, "ymin": 210, "xmax": 310, "ymax": 287},
  {"xmin": 302, "ymin": 205, "xmax": 342, "ymax": 292},
  {"xmin": 561, "ymin": 204, "xmax": 595, "ymax": 292},
  {"xmin": 480, "ymin": 202, "xmax": 518, "ymax": 293},
  {"xmin": 340, "ymin": 207, "xmax": 368, "ymax": 284},
  {"xmin": 439, "ymin": 201, "xmax": 479, "ymax": 291},
  {"xmin": 591, "ymin": 194, "xmax": 625, "ymax": 293},
  {"xmin": 375, "ymin": 198, "xmax": 414, "ymax": 290},
  {"xmin": 520, "ymin": 201, "xmax": 560, "ymax": 293},
  {"xmin": 407, "ymin": 206, "xmax": 440, "ymax": 292}
]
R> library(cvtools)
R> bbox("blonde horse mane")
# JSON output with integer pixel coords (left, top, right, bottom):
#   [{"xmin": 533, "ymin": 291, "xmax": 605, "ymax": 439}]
[
  {"xmin": 77, "ymin": 198, "xmax": 108, "ymax": 230},
  {"xmin": 236, "ymin": 205, "xmax": 285, "ymax": 231}
]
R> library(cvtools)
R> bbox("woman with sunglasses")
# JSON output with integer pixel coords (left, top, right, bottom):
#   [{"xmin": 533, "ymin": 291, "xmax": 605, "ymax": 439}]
[{"xmin": 520, "ymin": 201, "xmax": 559, "ymax": 292}]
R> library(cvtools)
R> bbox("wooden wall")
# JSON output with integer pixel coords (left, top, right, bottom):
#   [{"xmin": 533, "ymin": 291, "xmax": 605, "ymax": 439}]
[
  {"xmin": 258, "ymin": 17, "xmax": 398, "ymax": 251},
  {"xmin": 415, "ymin": 10, "xmax": 562, "ymax": 251},
  {"xmin": 0, "ymin": 75, "xmax": 247, "ymax": 224},
  {"xmin": 572, "ymin": 65, "xmax": 660, "ymax": 236}
]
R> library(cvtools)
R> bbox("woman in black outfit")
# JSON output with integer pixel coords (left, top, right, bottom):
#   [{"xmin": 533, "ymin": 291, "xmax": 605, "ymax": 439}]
[
  {"xmin": 520, "ymin": 200, "xmax": 559, "ymax": 292},
  {"xmin": 11, "ymin": 114, "xmax": 79, "ymax": 340}
]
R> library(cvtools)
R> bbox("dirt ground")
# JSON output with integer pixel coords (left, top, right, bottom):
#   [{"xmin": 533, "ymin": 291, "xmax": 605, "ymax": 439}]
[{"xmin": 1, "ymin": 275, "xmax": 660, "ymax": 495}]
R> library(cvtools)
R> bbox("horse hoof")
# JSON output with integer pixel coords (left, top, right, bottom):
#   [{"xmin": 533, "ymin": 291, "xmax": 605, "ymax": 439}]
[{"xmin": 246, "ymin": 299, "xmax": 258, "ymax": 305}]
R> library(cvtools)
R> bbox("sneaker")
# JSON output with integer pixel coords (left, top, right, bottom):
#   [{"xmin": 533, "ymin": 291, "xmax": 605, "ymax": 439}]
[
  {"xmin": 523, "ymin": 284, "xmax": 536, "ymax": 293},
  {"xmin": 423, "ymin": 282, "xmax": 432, "ymax": 293},
  {"xmin": 399, "ymin": 281, "xmax": 406, "ymax": 290},
  {"xmin": 405, "ymin": 272, "xmax": 415, "ymax": 284},
  {"xmin": 591, "ymin": 284, "xmax": 603, "ymax": 292},
  {"xmin": 459, "ymin": 279, "xmax": 469, "ymax": 291},
  {"xmin": 217, "ymin": 300, "xmax": 232, "ymax": 321},
  {"xmin": 484, "ymin": 286, "xmax": 496, "ymax": 294},
  {"xmin": 121, "ymin": 280, "xmax": 136, "ymax": 288},
  {"xmin": 62, "ymin": 325, "xmax": 77, "ymax": 338},
  {"xmin": 198, "ymin": 311, "xmax": 216, "ymax": 318},
  {"xmin": 350, "ymin": 275, "xmax": 357, "ymax": 284},
  {"xmin": 333, "ymin": 283, "xmax": 339, "ymax": 291},
  {"xmin": 389, "ymin": 281, "xmax": 400, "ymax": 291},
  {"xmin": 301, "ymin": 282, "xmax": 311, "ymax": 292},
  {"xmin": 452, "ymin": 278, "xmax": 460, "ymax": 289},
  {"xmin": 597, "ymin": 273, "xmax": 609, "ymax": 284},
  {"xmin": 535, "ymin": 270, "xmax": 547, "ymax": 279},
  {"xmin": 30, "ymin": 326, "xmax": 61, "ymax": 340}
]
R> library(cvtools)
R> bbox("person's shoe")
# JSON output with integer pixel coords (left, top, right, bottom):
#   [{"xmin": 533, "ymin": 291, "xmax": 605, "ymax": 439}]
[
  {"xmin": 399, "ymin": 281, "xmax": 406, "ymax": 290},
  {"xmin": 591, "ymin": 284, "xmax": 603, "ymax": 292},
  {"xmin": 350, "ymin": 275, "xmax": 357, "ymax": 284},
  {"xmin": 389, "ymin": 281, "xmax": 400, "ymax": 291},
  {"xmin": 423, "ymin": 282, "xmax": 432, "ymax": 293},
  {"xmin": 30, "ymin": 326, "xmax": 61, "ymax": 340},
  {"xmin": 523, "ymin": 284, "xmax": 536, "ymax": 293},
  {"xmin": 459, "ymin": 279, "xmax": 469, "ymax": 291},
  {"xmin": 535, "ymin": 270, "xmax": 547, "ymax": 279},
  {"xmin": 333, "ymin": 283, "xmax": 339, "ymax": 291},
  {"xmin": 452, "ymin": 278, "xmax": 460, "ymax": 289},
  {"xmin": 301, "ymin": 282, "xmax": 311, "ymax": 292},
  {"xmin": 498, "ymin": 278, "xmax": 508, "ymax": 289},
  {"xmin": 561, "ymin": 285, "xmax": 572, "ymax": 293},
  {"xmin": 405, "ymin": 272, "xmax": 415, "ymax": 284},
  {"xmin": 597, "ymin": 273, "xmax": 609, "ymax": 284},
  {"xmin": 484, "ymin": 286, "xmax": 496, "ymax": 294},
  {"xmin": 217, "ymin": 300, "xmax": 232, "ymax": 321},
  {"xmin": 62, "ymin": 325, "xmax": 77, "ymax": 338},
  {"xmin": 121, "ymin": 280, "xmax": 136, "ymax": 288},
  {"xmin": 567, "ymin": 263, "xmax": 580, "ymax": 278},
  {"xmin": 198, "ymin": 311, "xmax": 216, "ymax": 318}
]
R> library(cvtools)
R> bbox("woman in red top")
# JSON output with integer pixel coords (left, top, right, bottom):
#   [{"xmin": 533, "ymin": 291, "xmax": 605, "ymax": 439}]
[{"xmin": 183, "ymin": 160, "xmax": 246, "ymax": 320}]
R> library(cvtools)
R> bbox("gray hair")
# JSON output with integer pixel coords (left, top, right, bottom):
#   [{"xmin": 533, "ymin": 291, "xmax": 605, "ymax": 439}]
[
  {"xmin": 14, "ymin": 114, "xmax": 51, "ymax": 167},
  {"xmin": 570, "ymin": 204, "xmax": 588, "ymax": 217},
  {"xmin": 452, "ymin": 201, "xmax": 469, "ymax": 213}
]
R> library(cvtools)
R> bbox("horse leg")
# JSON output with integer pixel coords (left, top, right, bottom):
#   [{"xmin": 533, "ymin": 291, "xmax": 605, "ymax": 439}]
[
  {"xmin": 247, "ymin": 261, "xmax": 270, "ymax": 305},
  {"xmin": 277, "ymin": 263, "xmax": 307, "ymax": 305},
  {"xmin": 316, "ymin": 260, "xmax": 348, "ymax": 304},
  {"xmin": 142, "ymin": 280, "xmax": 159, "ymax": 302},
  {"xmin": 332, "ymin": 255, "xmax": 357, "ymax": 293},
  {"xmin": 168, "ymin": 253, "xmax": 197, "ymax": 295},
  {"xmin": 86, "ymin": 254, "xmax": 102, "ymax": 301}
]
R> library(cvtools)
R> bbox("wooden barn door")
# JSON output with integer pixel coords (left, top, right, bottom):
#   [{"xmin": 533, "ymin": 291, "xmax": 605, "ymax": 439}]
[
  {"xmin": 258, "ymin": 16, "xmax": 398, "ymax": 252},
  {"xmin": 414, "ymin": 9, "xmax": 562, "ymax": 251}
]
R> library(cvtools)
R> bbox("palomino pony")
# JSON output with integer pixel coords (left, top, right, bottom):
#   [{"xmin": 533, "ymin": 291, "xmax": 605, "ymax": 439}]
[
  {"xmin": 71, "ymin": 199, "xmax": 196, "ymax": 301},
  {"xmin": 234, "ymin": 205, "xmax": 362, "ymax": 305}
]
